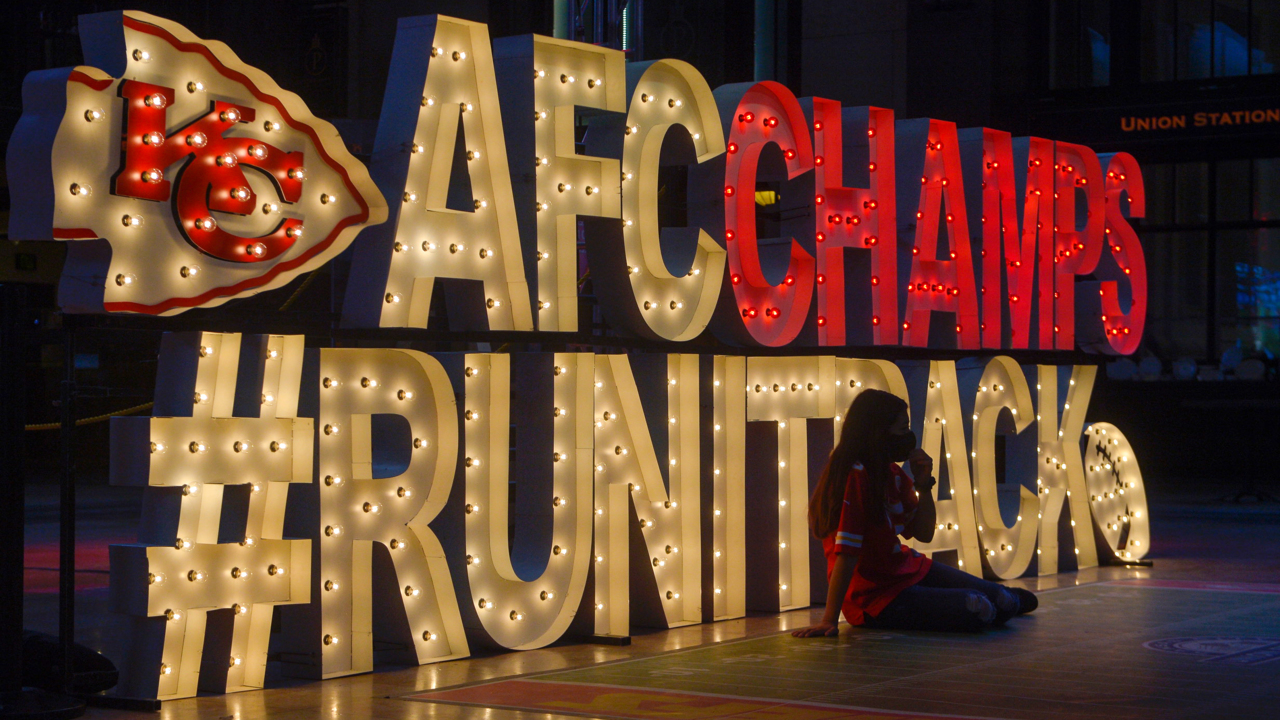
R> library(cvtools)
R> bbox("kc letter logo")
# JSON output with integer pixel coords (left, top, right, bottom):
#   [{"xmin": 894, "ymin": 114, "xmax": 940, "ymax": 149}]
[{"xmin": 5, "ymin": 11, "xmax": 387, "ymax": 315}]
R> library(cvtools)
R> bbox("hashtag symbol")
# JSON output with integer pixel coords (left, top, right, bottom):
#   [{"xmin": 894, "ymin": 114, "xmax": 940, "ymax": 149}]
[{"xmin": 109, "ymin": 332, "xmax": 312, "ymax": 700}]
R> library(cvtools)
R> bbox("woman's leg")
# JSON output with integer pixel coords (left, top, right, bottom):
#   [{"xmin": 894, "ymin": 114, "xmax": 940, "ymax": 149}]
[
  {"xmin": 862, "ymin": 584, "xmax": 995, "ymax": 633},
  {"xmin": 915, "ymin": 562, "xmax": 1022, "ymax": 623}
]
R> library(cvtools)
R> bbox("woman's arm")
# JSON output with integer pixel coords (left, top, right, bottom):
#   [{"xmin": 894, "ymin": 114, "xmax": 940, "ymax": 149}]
[
  {"xmin": 909, "ymin": 486, "xmax": 936, "ymax": 543},
  {"xmin": 791, "ymin": 552, "xmax": 858, "ymax": 637},
  {"xmin": 906, "ymin": 448, "xmax": 936, "ymax": 543}
]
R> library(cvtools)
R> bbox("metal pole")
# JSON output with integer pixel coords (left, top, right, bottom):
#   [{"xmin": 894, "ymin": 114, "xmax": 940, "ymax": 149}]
[
  {"xmin": 59, "ymin": 318, "xmax": 76, "ymax": 693},
  {"xmin": 554, "ymin": 0, "xmax": 571, "ymax": 39},
  {"xmin": 754, "ymin": 0, "xmax": 776, "ymax": 81}
]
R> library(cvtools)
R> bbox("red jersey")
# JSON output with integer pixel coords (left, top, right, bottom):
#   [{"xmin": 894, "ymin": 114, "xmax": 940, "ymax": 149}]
[{"xmin": 821, "ymin": 462, "xmax": 932, "ymax": 625}]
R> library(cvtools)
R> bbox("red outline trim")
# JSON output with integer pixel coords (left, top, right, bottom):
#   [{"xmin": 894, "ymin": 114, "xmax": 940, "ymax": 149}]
[
  {"xmin": 68, "ymin": 70, "xmax": 113, "ymax": 91},
  {"xmin": 96, "ymin": 16, "xmax": 372, "ymax": 314},
  {"xmin": 53, "ymin": 228, "xmax": 101, "ymax": 239}
]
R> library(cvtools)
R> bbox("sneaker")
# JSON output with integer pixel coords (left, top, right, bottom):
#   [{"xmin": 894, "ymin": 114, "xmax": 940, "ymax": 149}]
[
  {"xmin": 992, "ymin": 588, "xmax": 1018, "ymax": 625},
  {"xmin": 1011, "ymin": 587, "xmax": 1038, "ymax": 615}
]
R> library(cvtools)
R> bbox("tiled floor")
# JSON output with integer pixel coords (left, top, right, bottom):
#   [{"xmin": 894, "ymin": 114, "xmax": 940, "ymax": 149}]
[
  {"xmin": 413, "ymin": 579, "xmax": 1280, "ymax": 719},
  {"xmin": 22, "ymin": 486, "xmax": 1280, "ymax": 719}
]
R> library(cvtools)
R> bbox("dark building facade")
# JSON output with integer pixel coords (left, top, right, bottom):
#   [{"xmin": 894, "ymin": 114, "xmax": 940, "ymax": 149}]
[{"xmin": 801, "ymin": 0, "xmax": 1280, "ymax": 368}]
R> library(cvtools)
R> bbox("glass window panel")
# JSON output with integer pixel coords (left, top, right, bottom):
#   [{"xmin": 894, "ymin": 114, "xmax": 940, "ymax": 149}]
[
  {"xmin": 1178, "ymin": 0, "xmax": 1213, "ymax": 79},
  {"xmin": 1143, "ymin": 163, "xmax": 1175, "ymax": 225},
  {"xmin": 1175, "ymin": 162, "xmax": 1210, "ymax": 225},
  {"xmin": 1254, "ymin": 157, "xmax": 1280, "ymax": 221},
  {"xmin": 1216, "ymin": 228, "xmax": 1280, "ymax": 356},
  {"xmin": 1082, "ymin": 0, "xmax": 1111, "ymax": 86},
  {"xmin": 1141, "ymin": 0, "xmax": 1177, "ymax": 82},
  {"xmin": 1143, "ymin": 230, "xmax": 1209, "ymax": 358},
  {"xmin": 1252, "ymin": 0, "xmax": 1280, "ymax": 74},
  {"xmin": 1052, "ymin": 0, "xmax": 1083, "ymax": 89},
  {"xmin": 1213, "ymin": 0, "xmax": 1252, "ymax": 76},
  {"xmin": 1216, "ymin": 159, "xmax": 1251, "ymax": 222}
]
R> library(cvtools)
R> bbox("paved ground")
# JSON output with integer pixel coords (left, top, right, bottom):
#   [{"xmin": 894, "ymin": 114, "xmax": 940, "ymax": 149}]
[
  {"xmin": 19, "ymin": 484, "xmax": 1280, "ymax": 719},
  {"xmin": 413, "ymin": 579, "xmax": 1280, "ymax": 719}
]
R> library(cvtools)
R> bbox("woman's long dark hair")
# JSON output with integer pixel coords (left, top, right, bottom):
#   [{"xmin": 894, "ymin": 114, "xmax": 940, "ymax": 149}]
[{"xmin": 809, "ymin": 389, "xmax": 908, "ymax": 538}]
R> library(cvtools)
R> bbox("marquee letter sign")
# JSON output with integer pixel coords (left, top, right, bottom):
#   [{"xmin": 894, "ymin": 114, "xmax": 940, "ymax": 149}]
[
  {"xmin": 7, "ymin": 11, "xmax": 385, "ymax": 314},
  {"xmin": 109, "ymin": 332, "xmax": 312, "ymax": 698},
  {"xmin": 0, "ymin": 11, "xmax": 1164, "ymax": 702}
]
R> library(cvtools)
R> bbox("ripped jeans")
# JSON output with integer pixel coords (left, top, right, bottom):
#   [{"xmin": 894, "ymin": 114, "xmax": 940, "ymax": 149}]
[{"xmin": 862, "ymin": 561, "xmax": 1019, "ymax": 632}]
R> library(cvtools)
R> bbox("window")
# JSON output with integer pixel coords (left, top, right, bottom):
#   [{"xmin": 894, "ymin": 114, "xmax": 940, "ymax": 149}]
[
  {"xmin": 1139, "ymin": 158, "xmax": 1280, "ymax": 362},
  {"xmin": 1218, "ymin": 228, "xmax": 1280, "ymax": 356},
  {"xmin": 1050, "ymin": 0, "xmax": 1112, "ymax": 88},
  {"xmin": 1141, "ymin": 0, "xmax": 1278, "ymax": 82},
  {"xmin": 1143, "ymin": 230, "xmax": 1210, "ymax": 359}
]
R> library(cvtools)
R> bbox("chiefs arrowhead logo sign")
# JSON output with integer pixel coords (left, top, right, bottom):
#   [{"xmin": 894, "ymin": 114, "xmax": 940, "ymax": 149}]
[{"xmin": 5, "ymin": 10, "xmax": 386, "ymax": 315}]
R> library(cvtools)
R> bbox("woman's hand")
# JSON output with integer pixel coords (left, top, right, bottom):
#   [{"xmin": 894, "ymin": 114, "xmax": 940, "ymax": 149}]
[
  {"xmin": 908, "ymin": 448, "xmax": 934, "ymax": 491},
  {"xmin": 791, "ymin": 621, "xmax": 839, "ymax": 638}
]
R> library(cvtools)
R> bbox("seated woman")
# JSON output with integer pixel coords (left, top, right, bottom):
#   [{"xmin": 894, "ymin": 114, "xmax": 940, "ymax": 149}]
[{"xmin": 792, "ymin": 389, "xmax": 1037, "ymax": 636}]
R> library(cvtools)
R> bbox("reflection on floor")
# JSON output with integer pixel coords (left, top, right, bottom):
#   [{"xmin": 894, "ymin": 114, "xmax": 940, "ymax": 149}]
[
  {"xmin": 22, "ymin": 486, "xmax": 1280, "ymax": 720},
  {"xmin": 413, "ymin": 579, "xmax": 1280, "ymax": 720}
]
